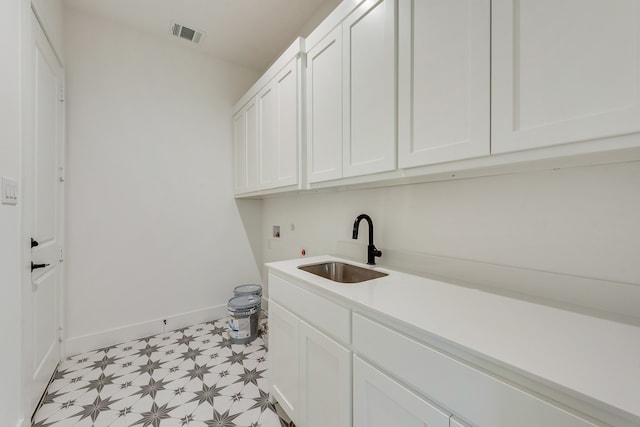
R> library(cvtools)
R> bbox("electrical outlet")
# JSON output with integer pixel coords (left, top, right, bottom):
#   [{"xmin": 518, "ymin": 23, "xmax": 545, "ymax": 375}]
[{"xmin": 1, "ymin": 177, "xmax": 18, "ymax": 206}]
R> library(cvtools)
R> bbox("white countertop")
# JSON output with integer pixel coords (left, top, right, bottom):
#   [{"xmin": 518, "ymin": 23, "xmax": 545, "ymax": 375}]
[{"xmin": 266, "ymin": 255, "xmax": 640, "ymax": 421}]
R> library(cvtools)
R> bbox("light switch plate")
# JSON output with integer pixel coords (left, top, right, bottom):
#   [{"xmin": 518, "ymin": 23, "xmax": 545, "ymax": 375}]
[{"xmin": 2, "ymin": 176, "xmax": 18, "ymax": 205}]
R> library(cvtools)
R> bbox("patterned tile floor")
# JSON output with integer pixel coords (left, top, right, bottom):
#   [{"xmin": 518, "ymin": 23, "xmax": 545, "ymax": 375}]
[{"xmin": 33, "ymin": 316, "xmax": 294, "ymax": 427}]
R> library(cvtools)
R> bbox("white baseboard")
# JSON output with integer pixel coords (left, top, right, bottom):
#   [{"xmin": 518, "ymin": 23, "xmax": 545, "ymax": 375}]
[{"xmin": 63, "ymin": 304, "xmax": 228, "ymax": 357}]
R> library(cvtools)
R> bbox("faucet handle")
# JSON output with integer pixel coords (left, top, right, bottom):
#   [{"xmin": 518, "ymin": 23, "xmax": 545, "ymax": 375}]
[{"xmin": 367, "ymin": 244, "xmax": 382, "ymax": 265}]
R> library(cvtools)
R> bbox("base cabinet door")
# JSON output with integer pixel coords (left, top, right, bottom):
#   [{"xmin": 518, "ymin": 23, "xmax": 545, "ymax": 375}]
[
  {"xmin": 273, "ymin": 60, "xmax": 300, "ymax": 188},
  {"xmin": 353, "ymin": 356, "xmax": 450, "ymax": 427},
  {"xmin": 269, "ymin": 302, "xmax": 300, "ymax": 424},
  {"xmin": 492, "ymin": 0, "xmax": 640, "ymax": 154},
  {"xmin": 300, "ymin": 321, "xmax": 351, "ymax": 427}
]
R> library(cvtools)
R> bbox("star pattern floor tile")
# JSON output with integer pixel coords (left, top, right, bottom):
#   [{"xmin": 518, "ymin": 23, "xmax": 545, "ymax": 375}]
[{"xmin": 33, "ymin": 316, "xmax": 295, "ymax": 427}]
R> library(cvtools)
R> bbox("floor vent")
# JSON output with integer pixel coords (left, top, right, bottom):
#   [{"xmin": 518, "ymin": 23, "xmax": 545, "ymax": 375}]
[{"xmin": 170, "ymin": 21, "xmax": 205, "ymax": 44}]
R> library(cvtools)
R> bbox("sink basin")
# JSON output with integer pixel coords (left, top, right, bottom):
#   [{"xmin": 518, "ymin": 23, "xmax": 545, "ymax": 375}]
[{"xmin": 298, "ymin": 261, "xmax": 388, "ymax": 283}]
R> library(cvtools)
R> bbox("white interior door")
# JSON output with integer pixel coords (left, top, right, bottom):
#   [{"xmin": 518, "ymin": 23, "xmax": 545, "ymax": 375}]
[{"xmin": 24, "ymin": 11, "xmax": 65, "ymax": 415}]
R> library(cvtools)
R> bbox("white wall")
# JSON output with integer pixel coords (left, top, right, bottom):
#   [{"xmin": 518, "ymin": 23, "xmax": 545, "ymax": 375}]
[
  {"xmin": 298, "ymin": 0, "xmax": 342, "ymax": 37},
  {"xmin": 0, "ymin": 0, "xmax": 24, "ymax": 424},
  {"xmin": 32, "ymin": 0, "xmax": 64, "ymax": 59},
  {"xmin": 64, "ymin": 8, "xmax": 261, "ymax": 354},
  {"xmin": 263, "ymin": 162, "xmax": 640, "ymax": 317}
]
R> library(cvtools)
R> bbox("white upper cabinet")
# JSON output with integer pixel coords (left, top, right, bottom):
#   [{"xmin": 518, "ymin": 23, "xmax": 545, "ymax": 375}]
[
  {"xmin": 492, "ymin": 0, "xmax": 640, "ymax": 154},
  {"xmin": 258, "ymin": 84, "xmax": 277, "ymax": 187},
  {"xmin": 343, "ymin": 0, "xmax": 396, "ymax": 177},
  {"xmin": 236, "ymin": 0, "xmax": 640, "ymax": 197},
  {"xmin": 259, "ymin": 60, "xmax": 300, "ymax": 189},
  {"xmin": 274, "ymin": 61, "xmax": 300, "ymax": 187},
  {"xmin": 307, "ymin": 0, "xmax": 396, "ymax": 184},
  {"xmin": 233, "ymin": 39, "xmax": 304, "ymax": 196},
  {"xmin": 307, "ymin": 26, "xmax": 343, "ymax": 183},
  {"xmin": 398, "ymin": 0, "xmax": 490, "ymax": 168},
  {"xmin": 233, "ymin": 97, "xmax": 258, "ymax": 193}
]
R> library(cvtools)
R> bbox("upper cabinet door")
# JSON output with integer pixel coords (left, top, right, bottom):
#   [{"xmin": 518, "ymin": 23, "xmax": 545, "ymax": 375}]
[
  {"xmin": 233, "ymin": 98, "xmax": 259, "ymax": 194},
  {"xmin": 233, "ymin": 110, "xmax": 248, "ymax": 193},
  {"xmin": 398, "ymin": 0, "xmax": 490, "ymax": 168},
  {"xmin": 274, "ymin": 60, "xmax": 300, "ymax": 188},
  {"xmin": 258, "ymin": 58, "xmax": 300, "ymax": 191},
  {"xmin": 307, "ymin": 27, "xmax": 344, "ymax": 184},
  {"xmin": 258, "ymin": 84, "xmax": 277, "ymax": 188},
  {"xmin": 343, "ymin": 0, "xmax": 396, "ymax": 178},
  {"xmin": 492, "ymin": 0, "xmax": 640, "ymax": 154}
]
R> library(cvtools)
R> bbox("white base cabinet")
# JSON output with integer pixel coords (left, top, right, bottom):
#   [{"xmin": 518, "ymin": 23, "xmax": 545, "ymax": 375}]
[
  {"xmin": 300, "ymin": 321, "xmax": 351, "ymax": 427},
  {"xmin": 352, "ymin": 314, "xmax": 600, "ymax": 427},
  {"xmin": 354, "ymin": 356, "xmax": 450, "ymax": 427},
  {"xmin": 268, "ymin": 274, "xmax": 352, "ymax": 427},
  {"xmin": 269, "ymin": 301, "xmax": 300, "ymax": 422},
  {"xmin": 267, "ymin": 268, "xmax": 617, "ymax": 427}
]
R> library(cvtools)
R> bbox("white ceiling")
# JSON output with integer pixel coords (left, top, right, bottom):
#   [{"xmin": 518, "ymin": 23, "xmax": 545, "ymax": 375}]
[{"xmin": 63, "ymin": 0, "xmax": 340, "ymax": 72}]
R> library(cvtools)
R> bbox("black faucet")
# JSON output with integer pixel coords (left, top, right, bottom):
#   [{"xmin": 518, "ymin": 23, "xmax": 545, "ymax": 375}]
[{"xmin": 352, "ymin": 214, "xmax": 382, "ymax": 265}]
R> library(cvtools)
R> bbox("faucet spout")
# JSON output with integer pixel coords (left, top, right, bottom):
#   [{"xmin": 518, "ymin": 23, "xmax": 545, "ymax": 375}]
[{"xmin": 352, "ymin": 214, "xmax": 382, "ymax": 265}]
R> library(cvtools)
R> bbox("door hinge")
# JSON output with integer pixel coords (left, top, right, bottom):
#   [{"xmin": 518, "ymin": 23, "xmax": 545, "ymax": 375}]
[
  {"xmin": 59, "ymin": 84, "xmax": 65, "ymax": 103},
  {"xmin": 59, "ymin": 247, "xmax": 64, "ymax": 262},
  {"xmin": 58, "ymin": 326, "xmax": 63, "ymax": 342},
  {"xmin": 58, "ymin": 166, "xmax": 65, "ymax": 183}
]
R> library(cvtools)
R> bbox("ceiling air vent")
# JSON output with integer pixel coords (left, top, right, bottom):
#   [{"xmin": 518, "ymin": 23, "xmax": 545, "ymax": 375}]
[{"xmin": 170, "ymin": 21, "xmax": 205, "ymax": 44}]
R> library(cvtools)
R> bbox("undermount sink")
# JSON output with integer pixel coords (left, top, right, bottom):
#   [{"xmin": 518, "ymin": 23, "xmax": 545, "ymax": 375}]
[{"xmin": 298, "ymin": 261, "xmax": 388, "ymax": 284}]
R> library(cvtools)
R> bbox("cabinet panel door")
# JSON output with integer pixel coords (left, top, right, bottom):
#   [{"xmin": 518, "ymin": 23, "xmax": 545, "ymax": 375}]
[
  {"xmin": 233, "ymin": 99, "xmax": 259, "ymax": 194},
  {"xmin": 274, "ymin": 60, "xmax": 299, "ymax": 187},
  {"xmin": 353, "ymin": 314, "xmax": 599, "ymax": 427},
  {"xmin": 307, "ymin": 27, "xmax": 343, "ymax": 183},
  {"xmin": 398, "ymin": 0, "xmax": 490, "ymax": 168},
  {"xmin": 343, "ymin": 0, "xmax": 396, "ymax": 178},
  {"xmin": 246, "ymin": 99, "xmax": 259, "ymax": 191},
  {"xmin": 300, "ymin": 321, "xmax": 351, "ymax": 427},
  {"xmin": 269, "ymin": 302, "xmax": 300, "ymax": 424},
  {"xmin": 233, "ymin": 110, "xmax": 247, "ymax": 193},
  {"xmin": 492, "ymin": 0, "xmax": 640, "ymax": 154},
  {"xmin": 259, "ymin": 84, "xmax": 277, "ymax": 188},
  {"xmin": 269, "ymin": 273, "xmax": 351, "ymax": 346},
  {"xmin": 353, "ymin": 356, "xmax": 450, "ymax": 427}
]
